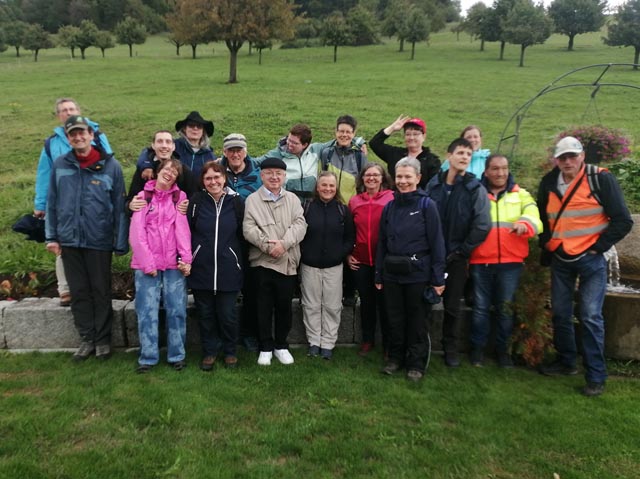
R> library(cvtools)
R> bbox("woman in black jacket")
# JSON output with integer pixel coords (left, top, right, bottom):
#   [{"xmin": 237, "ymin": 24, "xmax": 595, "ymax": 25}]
[
  {"xmin": 187, "ymin": 162, "xmax": 245, "ymax": 371},
  {"xmin": 300, "ymin": 172, "xmax": 355, "ymax": 360},
  {"xmin": 375, "ymin": 158, "xmax": 446, "ymax": 381}
]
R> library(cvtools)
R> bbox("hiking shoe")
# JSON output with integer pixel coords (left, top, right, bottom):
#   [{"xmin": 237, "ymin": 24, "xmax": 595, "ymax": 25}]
[
  {"xmin": 320, "ymin": 348, "xmax": 332, "ymax": 360},
  {"xmin": 381, "ymin": 361, "xmax": 400, "ymax": 375},
  {"xmin": 136, "ymin": 364, "xmax": 153, "ymax": 374},
  {"xmin": 59, "ymin": 292, "xmax": 72, "ymax": 307},
  {"xmin": 200, "ymin": 356, "xmax": 216, "ymax": 371},
  {"xmin": 497, "ymin": 352, "xmax": 514, "ymax": 369},
  {"xmin": 171, "ymin": 360, "xmax": 186, "ymax": 371},
  {"xmin": 72, "ymin": 341, "xmax": 95, "ymax": 362},
  {"xmin": 582, "ymin": 382, "xmax": 605, "ymax": 397},
  {"xmin": 95, "ymin": 344, "xmax": 111, "ymax": 360},
  {"xmin": 406, "ymin": 369, "xmax": 424, "ymax": 382},
  {"xmin": 358, "ymin": 342, "xmax": 373, "ymax": 357},
  {"xmin": 257, "ymin": 351, "xmax": 273, "ymax": 366},
  {"xmin": 308, "ymin": 345, "xmax": 320, "ymax": 357},
  {"xmin": 470, "ymin": 348, "xmax": 484, "ymax": 367},
  {"xmin": 539, "ymin": 359, "xmax": 578, "ymax": 376},
  {"xmin": 224, "ymin": 356, "xmax": 238, "ymax": 369},
  {"xmin": 444, "ymin": 351, "xmax": 460, "ymax": 368},
  {"xmin": 274, "ymin": 348, "xmax": 294, "ymax": 365}
]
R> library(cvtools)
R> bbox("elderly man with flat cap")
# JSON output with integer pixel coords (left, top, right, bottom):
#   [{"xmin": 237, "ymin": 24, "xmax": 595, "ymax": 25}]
[
  {"xmin": 45, "ymin": 115, "xmax": 128, "ymax": 362},
  {"xmin": 538, "ymin": 136, "xmax": 633, "ymax": 396},
  {"xmin": 243, "ymin": 157, "xmax": 307, "ymax": 366}
]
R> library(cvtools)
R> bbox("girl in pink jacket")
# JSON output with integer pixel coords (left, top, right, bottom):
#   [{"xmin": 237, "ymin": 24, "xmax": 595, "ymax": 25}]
[{"xmin": 129, "ymin": 158, "xmax": 192, "ymax": 373}]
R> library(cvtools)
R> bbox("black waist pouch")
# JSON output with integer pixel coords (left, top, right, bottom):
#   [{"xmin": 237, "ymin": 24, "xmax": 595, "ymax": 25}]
[{"xmin": 384, "ymin": 255, "xmax": 413, "ymax": 275}]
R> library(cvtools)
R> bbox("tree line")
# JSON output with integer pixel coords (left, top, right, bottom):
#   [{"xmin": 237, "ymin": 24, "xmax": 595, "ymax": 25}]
[
  {"xmin": 1, "ymin": 0, "xmax": 640, "ymax": 78},
  {"xmin": 459, "ymin": 0, "xmax": 640, "ymax": 68}
]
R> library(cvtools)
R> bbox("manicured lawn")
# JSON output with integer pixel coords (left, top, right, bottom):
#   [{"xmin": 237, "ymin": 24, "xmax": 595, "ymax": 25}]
[{"xmin": 1, "ymin": 348, "xmax": 639, "ymax": 478}]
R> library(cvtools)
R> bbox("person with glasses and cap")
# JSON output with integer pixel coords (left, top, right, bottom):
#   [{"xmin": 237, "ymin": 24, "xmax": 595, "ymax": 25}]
[
  {"xmin": 369, "ymin": 115, "xmax": 441, "ymax": 189},
  {"xmin": 537, "ymin": 136, "xmax": 632, "ymax": 397}
]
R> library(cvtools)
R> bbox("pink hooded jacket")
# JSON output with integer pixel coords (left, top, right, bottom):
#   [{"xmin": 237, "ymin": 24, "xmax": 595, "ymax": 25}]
[{"xmin": 129, "ymin": 180, "xmax": 192, "ymax": 274}]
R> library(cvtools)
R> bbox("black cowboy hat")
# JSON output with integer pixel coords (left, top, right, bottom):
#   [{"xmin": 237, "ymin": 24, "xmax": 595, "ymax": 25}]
[{"xmin": 175, "ymin": 111, "xmax": 214, "ymax": 137}]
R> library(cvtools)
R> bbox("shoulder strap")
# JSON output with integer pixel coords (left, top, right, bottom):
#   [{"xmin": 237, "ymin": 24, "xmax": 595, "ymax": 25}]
[
  {"xmin": 144, "ymin": 188, "xmax": 181, "ymax": 205},
  {"xmin": 585, "ymin": 164, "xmax": 602, "ymax": 205},
  {"xmin": 44, "ymin": 135, "xmax": 55, "ymax": 159},
  {"xmin": 550, "ymin": 168, "xmax": 587, "ymax": 234},
  {"xmin": 233, "ymin": 194, "xmax": 243, "ymax": 225},
  {"xmin": 302, "ymin": 199, "xmax": 312, "ymax": 216},
  {"xmin": 321, "ymin": 146, "xmax": 334, "ymax": 171}
]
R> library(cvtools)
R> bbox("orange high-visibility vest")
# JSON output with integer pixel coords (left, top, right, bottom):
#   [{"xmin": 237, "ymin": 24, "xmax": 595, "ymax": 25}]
[{"xmin": 546, "ymin": 167, "xmax": 608, "ymax": 256}]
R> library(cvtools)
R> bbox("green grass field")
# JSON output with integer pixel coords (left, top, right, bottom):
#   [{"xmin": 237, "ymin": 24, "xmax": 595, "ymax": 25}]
[
  {"xmin": 1, "ymin": 30, "xmax": 640, "ymax": 478},
  {"xmin": 1, "ymin": 29, "xmax": 639, "ymax": 272}
]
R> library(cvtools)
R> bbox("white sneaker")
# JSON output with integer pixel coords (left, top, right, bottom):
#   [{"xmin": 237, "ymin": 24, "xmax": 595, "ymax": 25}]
[
  {"xmin": 257, "ymin": 351, "xmax": 272, "ymax": 366},
  {"xmin": 274, "ymin": 348, "xmax": 294, "ymax": 365}
]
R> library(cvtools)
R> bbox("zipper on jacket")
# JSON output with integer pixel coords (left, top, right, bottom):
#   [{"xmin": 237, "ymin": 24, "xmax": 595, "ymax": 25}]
[
  {"xmin": 192, "ymin": 244, "xmax": 202, "ymax": 261},
  {"xmin": 229, "ymin": 247, "xmax": 241, "ymax": 271}
]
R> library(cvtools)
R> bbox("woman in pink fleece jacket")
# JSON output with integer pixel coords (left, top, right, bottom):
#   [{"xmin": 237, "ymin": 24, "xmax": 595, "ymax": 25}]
[{"xmin": 129, "ymin": 158, "xmax": 192, "ymax": 374}]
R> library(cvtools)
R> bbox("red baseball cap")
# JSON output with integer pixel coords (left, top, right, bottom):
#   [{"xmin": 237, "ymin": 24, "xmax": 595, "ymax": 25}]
[{"xmin": 404, "ymin": 118, "xmax": 426, "ymax": 134}]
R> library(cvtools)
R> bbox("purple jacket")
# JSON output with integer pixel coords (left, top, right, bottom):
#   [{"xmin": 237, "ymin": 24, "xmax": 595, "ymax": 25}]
[{"xmin": 129, "ymin": 180, "xmax": 192, "ymax": 274}]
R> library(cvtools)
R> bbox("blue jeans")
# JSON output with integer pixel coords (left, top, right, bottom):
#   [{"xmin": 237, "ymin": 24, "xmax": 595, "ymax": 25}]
[
  {"xmin": 551, "ymin": 253, "xmax": 608, "ymax": 384},
  {"xmin": 470, "ymin": 263, "xmax": 523, "ymax": 352},
  {"xmin": 134, "ymin": 269, "xmax": 187, "ymax": 366},
  {"xmin": 192, "ymin": 289, "xmax": 239, "ymax": 358}
]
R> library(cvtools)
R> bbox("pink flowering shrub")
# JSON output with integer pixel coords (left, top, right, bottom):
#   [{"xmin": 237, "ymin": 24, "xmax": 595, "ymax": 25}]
[{"xmin": 552, "ymin": 126, "xmax": 631, "ymax": 164}]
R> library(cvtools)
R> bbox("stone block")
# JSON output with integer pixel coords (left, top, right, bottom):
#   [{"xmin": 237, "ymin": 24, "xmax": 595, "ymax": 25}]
[
  {"xmin": 604, "ymin": 292, "xmax": 640, "ymax": 360},
  {"xmin": 111, "ymin": 300, "xmax": 129, "ymax": 348},
  {"xmin": 616, "ymin": 214, "xmax": 640, "ymax": 280},
  {"xmin": 4, "ymin": 298, "xmax": 80, "ymax": 349},
  {"xmin": 0, "ymin": 300, "xmax": 14, "ymax": 349}
]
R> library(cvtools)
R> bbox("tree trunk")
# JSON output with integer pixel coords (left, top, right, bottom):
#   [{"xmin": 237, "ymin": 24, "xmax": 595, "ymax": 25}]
[
  {"xmin": 634, "ymin": 47, "xmax": 640, "ymax": 70},
  {"xmin": 399, "ymin": 38, "xmax": 404, "ymax": 52},
  {"xmin": 176, "ymin": 44, "xmax": 180, "ymax": 56},
  {"xmin": 191, "ymin": 44, "xmax": 197, "ymax": 59},
  {"xmin": 34, "ymin": 49, "xmax": 39, "ymax": 62},
  {"xmin": 71, "ymin": 47, "xmax": 75, "ymax": 58},
  {"xmin": 128, "ymin": 44, "xmax": 133, "ymax": 57},
  {"xmin": 14, "ymin": 46, "xmax": 20, "ymax": 57},
  {"xmin": 258, "ymin": 49, "xmax": 262, "ymax": 65},
  {"xmin": 519, "ymin": 44, "xmax": 526, "ymax": 67},
  {"xmin": 333, "ymin": 44, "xmax": 338, "ymax": 63},
  {"xmin": 226, "ymin": 39, "xmax": 243, "ymax": 83},
  {"xmin": 499, "ymin": 41, "xmax": 505, "ymax": 60},
  {"xmin": 568, "ymin": 34, "xmax": 575, "ymax": 51},
  {"xmin": 100, "ymin": 48, "xmax": 105, "ymax": 58},
  {"xmin": 411, "ymin": 42, "xmax": 415, "ymax": 60},
  {"xmin": 80, "ymin": 47, "xmax": 86, "ymax": 59},
  {"xmin": 248, "ymin": 42, "xmax": 253, "ymax": 55},
  {"xmin": 480, "ymin": 39, "xmax": 485, "ymax": 52}
]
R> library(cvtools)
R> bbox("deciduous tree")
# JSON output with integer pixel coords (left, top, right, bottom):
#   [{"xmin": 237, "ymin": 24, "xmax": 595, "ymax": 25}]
[
  {"xmin": 492, "ymin": 0, "xmax": 517, "ymax": 60},
  {"xmin": 77, "ymin": 19, "xmax": 98, "ymax": 59},
  {"xmin": 94, "ymin": 30, "xmax": 114, "ymax": 57},
  {"xmin": 548, "ymin": 0, "xmax": 606, "ymax": 51},
  {"xmin": 57, "ymin": 25, "xmax": 81, "ymax": 58},
  {"xmin": 115, "ymin": 15, "xmax": 147, "ymax": 57},
  {"xmin": 22, "ymin": 23, "xmax": 53, "ymax": 62},
  {"xmin": 208, "ymin": 0, "xmax": 297, "ymax": 83},
  {"xmin": 604, "ymin": 0, "xmax": 640, "ymax": 69},
  {"xmin": 503, "ymin": 0, "xmax": 552, "ymax": 67},
  {"xmin": 4, "ymin": 20, "xmax": 28, "ymax": 57},
  {"xmin": 404, "ymin": 7, "xmax": 430, "ymax": 59},
  {"xmin": 382, "ymin": 0, "xmax": 412, "ymax": 52},
  {"xmin": 322, "ymin": 11, "xmax": 353, "ymax": 63},
  {"xmin": 462, "ymin": 2, "xmax": 490, "ymax": 50},
  {"xmin": 165, "ymin": 0, "xmax": 212, "ymax": 59},
  {"xmin": 346, "ymin": 4, "xmax": 379, "ymax": 46}
]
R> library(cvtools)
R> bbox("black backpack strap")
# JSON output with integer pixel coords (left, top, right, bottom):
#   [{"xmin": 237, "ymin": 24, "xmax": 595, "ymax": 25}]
[{"xmin": 585, "ymin": 164, "xmax": 602, "ymax": 205}]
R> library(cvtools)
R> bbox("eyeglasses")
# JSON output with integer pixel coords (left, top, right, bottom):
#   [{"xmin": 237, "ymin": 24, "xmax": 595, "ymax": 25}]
[
  {"xmin": 286, "ymin": 137, "xmax": 302, "ymax": 147},
  {"xmin": 363, "ymin": 173, "xmax": 382, "ymax": 178}
]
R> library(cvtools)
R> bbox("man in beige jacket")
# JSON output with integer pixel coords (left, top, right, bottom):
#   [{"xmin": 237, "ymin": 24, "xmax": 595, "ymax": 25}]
[{"xmin": 243, "ymin": 157, "xmax": 307, "ymax": 366}]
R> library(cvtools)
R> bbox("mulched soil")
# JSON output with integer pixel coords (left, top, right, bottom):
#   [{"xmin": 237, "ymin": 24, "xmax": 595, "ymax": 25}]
[{"xmin": 0, "ymin": 271, "xmax": 134, "ymax": 301}]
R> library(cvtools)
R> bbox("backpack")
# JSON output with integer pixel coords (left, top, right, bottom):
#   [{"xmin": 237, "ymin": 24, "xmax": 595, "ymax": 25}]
[
  {"xmin": 584, "ymin": 163, "xmax": 603, "ymax": 205},
  {"xmin": 143, "ymin": 188, "xmax": 182, "ymax": 207}
]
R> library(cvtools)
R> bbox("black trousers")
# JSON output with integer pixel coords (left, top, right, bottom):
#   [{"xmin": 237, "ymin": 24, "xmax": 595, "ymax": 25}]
[
  {"xmin": 254, "ymin": 266, "xmax": 295, "ymax": 352},
  {"xmin": 384, "ymin": 280, "xmax": 432, "ymax": 372},
  {"xmin": 62, "ymin": 247, "xmax": 113, "ymax": 346},
  {"xmin": 353, "ymin": 263, "xmax": 388, "ymax": 347},
  {"xmin": 239, "ymin": 266, "xmax": 259, "ymax": 339},
  {"xmin": 442, "ymin": 256, "xmax": 469, "ymax": 353}
]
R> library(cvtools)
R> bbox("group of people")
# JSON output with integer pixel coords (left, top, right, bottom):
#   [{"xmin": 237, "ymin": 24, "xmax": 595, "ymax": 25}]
[{"xmin": 36, "ymin": 98, "xmax": 633, "ymax": 395}]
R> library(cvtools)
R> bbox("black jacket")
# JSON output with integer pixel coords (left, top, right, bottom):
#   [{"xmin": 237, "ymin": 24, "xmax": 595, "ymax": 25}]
[
  {"xmin": 300, "ymin": 198, "xmax": 355, "ymax": 268},
  {"xmin": 369, "ymin": 128, "xmax": 441, "ymax": 188}
]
